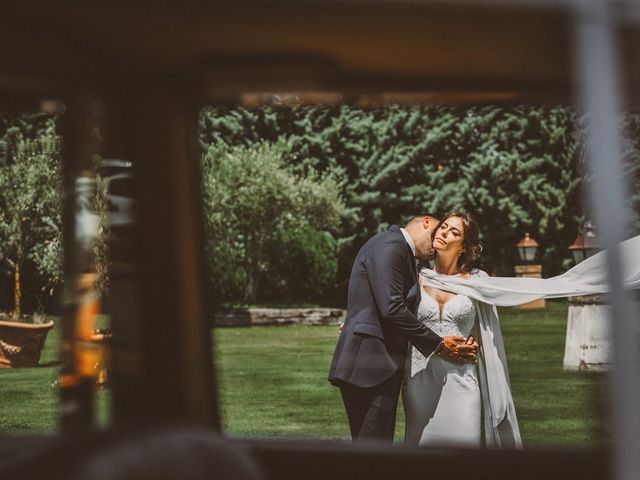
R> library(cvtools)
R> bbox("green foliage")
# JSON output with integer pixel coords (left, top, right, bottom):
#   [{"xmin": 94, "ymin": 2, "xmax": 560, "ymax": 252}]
[
  {"xmin": 201, "ymin": 141, "xmax": 346, "ymax": 303},
  {"xmin": 426, "ymin": 106, "xmax": 583, "ymax": 275},
  {"xmin": 0, "ymin": 112, "xmax": 54, "ymax": 166},
  {"xmin": 263, "ymin": 226, "xmax": 339, "ymax": 302},
  {"xmin": 611, "ymin": 113, "xmax": 640, "ymax": 235},
  {"xmin": 0, "ymin": 115, "xmax": 62, "ymax": 314},
  {"xmin": 200, "ymin": 105, "xmax": 590, "ymax": 284}
]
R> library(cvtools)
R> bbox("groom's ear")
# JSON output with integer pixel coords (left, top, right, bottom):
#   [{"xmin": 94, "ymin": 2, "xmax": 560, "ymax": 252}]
[{"xmin": 425, "ymin": 216, "xmax": 438, "ymax": 228}]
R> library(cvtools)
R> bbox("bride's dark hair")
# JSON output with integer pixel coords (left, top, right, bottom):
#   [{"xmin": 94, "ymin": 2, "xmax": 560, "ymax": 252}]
[{"xmin": 431, "ymin": 211, "xmax": 481, "ymax": 273}]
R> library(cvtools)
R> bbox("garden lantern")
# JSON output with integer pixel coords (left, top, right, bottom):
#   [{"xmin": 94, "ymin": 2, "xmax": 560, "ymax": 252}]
[
  {"xmin": 569, "ymin": 234, "xmax": 586, "ymax": 264},
  {"xmin": 568, "ymin": 223, "xmax": 601, "ymax": 265},
  {"xmin": 514, "ymin": 233, "xmax": 544, "ymax": 309},
  {"xmin": 516, "ymin": 233, "xmax": 539, "ymax": 264}
]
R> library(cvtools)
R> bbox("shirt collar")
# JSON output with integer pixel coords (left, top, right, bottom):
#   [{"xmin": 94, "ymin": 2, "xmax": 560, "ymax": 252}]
[{"xmin": 400, "ymin": 227, "xmax": 416, "ymax": 257}]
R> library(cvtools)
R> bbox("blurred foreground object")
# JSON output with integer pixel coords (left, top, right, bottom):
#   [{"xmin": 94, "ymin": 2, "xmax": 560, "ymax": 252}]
[{"xmin": 0, "ymin": 427, "xmax": 264, "ymax": 480}]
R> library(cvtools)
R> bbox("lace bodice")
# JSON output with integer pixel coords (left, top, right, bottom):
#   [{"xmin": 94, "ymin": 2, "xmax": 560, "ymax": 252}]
[
  {"xmin": 417, "ymin": 290, "xmax": 476, "ymax": 338},
  {"xmin": 408, "ymin": 289, "xmax": 477, "ymax": 378}
]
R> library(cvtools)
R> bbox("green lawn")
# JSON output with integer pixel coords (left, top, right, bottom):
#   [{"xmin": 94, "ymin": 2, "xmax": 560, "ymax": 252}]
[
  {"xmin": 1, "ymin": 301, "xmax": 607, "ymax": 446},
  {"xmin": 0, "ymin": 322, "xmax": 61, "ymax": 431},
  {"xmin": 497, "ymin": 302, "xmax": 607, "ymax": 446},
  {"xmin": 215, "ymin": 300, "xmax": 607, "ymax": 445}
]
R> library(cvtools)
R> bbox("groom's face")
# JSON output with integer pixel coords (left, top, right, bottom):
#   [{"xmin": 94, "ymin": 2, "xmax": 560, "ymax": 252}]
[{"xmin": 414, "ymin": 217, "xmax": 438, "ymax": 261}]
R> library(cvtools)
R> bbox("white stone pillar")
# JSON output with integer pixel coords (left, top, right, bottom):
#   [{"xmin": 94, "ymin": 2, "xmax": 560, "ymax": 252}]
[{"xmin": 563, "ymin": 295, "xmax": 611, "ymax": 371}]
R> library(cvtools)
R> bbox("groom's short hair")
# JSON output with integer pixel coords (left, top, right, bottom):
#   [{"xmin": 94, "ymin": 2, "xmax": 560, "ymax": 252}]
[{"xmin": 407, "ymin": 213, "xmax": 439, "ymax": 224}]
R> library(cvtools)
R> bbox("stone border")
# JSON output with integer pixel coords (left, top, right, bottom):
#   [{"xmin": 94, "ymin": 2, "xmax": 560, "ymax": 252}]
[{"xmin": 212, "ymin": 308, "xmax": 344, "ymax": 327}]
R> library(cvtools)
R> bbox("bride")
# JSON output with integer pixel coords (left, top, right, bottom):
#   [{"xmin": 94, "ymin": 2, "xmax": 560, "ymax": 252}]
[{"xmin": 403, "ymin": 211, "xmax": 521, "ymax": 448}]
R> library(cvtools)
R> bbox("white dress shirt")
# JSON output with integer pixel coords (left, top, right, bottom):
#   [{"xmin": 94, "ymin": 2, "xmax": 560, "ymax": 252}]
[{"xmin": 400, "ymin": 227, "xmax": 416, "ymax": 258}]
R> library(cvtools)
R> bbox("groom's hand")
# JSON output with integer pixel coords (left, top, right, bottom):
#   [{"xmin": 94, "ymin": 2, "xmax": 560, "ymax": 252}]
[{"xmin": 439, "ymin": 336, "xmax": 477, "ymax": 364}]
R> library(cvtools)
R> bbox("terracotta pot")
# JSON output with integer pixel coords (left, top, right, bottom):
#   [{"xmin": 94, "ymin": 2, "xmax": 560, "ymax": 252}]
[{"xmin": 0, "ymin": 319, "xmax": 54, "ymax": 368}]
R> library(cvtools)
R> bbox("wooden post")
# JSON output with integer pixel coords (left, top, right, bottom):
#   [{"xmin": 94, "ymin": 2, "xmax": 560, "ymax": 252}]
[
  {"xmin": 12, "ymin": 260, "xmax": 21, "ymax": 318},
  {"xmin": 513, "ymin": 264, "xmax": 546, "ymax": 309}
]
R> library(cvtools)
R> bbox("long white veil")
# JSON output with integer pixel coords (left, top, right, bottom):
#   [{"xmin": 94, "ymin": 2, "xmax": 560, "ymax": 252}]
[{"xmin": 420, "ymin": 234, "xmax": 640, "ymax": 307}]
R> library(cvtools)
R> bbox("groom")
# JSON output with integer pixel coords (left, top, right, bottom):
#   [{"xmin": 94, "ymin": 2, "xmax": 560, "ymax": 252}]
[{"xmin": 328, "ymin": 214, "xmax": 478, "ymax": 442}]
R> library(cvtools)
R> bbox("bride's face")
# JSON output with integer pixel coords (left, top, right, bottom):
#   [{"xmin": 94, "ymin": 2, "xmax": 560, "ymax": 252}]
[{"xmin": 433, "ymin": 216, "xmax": 465, "ymax": 257}]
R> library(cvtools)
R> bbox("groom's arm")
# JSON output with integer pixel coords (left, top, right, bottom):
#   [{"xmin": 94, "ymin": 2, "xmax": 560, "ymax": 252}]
[{"xmin": 364, "ymin": 241, "xmax": 442, "ymax": 357}]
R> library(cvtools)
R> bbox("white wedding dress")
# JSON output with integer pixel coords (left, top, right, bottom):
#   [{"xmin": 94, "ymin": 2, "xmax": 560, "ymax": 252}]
[
  {"xmin": 403, "ymin": 288, "xmax": 481, "ymax": 447},
  {"xmin": 404, "ymin": 269, "xmax": 522, "ymax": 449}
]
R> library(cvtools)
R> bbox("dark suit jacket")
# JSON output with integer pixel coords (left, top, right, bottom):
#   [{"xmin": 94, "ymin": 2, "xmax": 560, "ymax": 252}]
[{"xmin": 328, "ymin": 225, "xmax": 443, "ymax": 388}]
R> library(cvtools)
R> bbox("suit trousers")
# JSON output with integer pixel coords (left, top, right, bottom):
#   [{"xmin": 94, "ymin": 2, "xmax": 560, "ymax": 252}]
[{"xmin": 339, "ymin": 371, "xmax": 403, "ymax": 443}]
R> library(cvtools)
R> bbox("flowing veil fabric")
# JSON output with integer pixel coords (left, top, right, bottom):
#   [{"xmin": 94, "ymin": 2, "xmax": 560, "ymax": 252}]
[
  {"xmin": 419, "ymin": 234, "xmax": 640, "ymax": 448},
  {"xmin": 420, "ymin": 234, "xmax": 640, "ymax": 307},
  {"xmin": 474, "ymin": 297, "xmax": 522, "ymax": 448}
]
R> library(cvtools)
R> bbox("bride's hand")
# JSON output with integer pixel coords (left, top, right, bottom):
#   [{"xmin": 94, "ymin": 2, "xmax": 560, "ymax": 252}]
[
  {"xmin": 466, "ymin": 336, "xmax": 479, "ymax": 363},
  {"xmin": 439, "ymin": 336, "xmax": 477, "ymax": 364}
]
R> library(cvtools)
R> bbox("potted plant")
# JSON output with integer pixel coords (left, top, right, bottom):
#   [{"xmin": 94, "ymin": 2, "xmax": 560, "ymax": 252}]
[{"xmin": 0, "ymin": 314, "xmax": 54, "ymax": 368}]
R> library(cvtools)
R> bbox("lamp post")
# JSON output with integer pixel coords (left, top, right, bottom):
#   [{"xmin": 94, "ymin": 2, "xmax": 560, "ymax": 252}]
[
  {"xmin": 563, "ymin": 224, "xmax": 610, "ymax": 371},
  {"xmin": 516, "ymin": 233, "xmax": 539, "ymax": 265},
  {"xmin": 568, "ymin": 233, "xmax": 586, "ymax": 264},
  {"xmin": 514, "ymin": 233, "xmax": 545, "ymax": 309},
  {"xmin": 568, "ymin": 221, "xmax": 602, "ymax": 264}
]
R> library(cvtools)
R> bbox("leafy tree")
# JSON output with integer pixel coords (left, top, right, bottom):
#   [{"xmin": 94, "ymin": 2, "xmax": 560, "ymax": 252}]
[
  {"xmin": 0, "ymin": 117, "xmax": 62, "ymax": 317},
  {"xmin": 262, "ymin": 226, "xmax": 339, "ymax": 303},
  {"xmin": 201, "ymin": 141, "xmax": 346, "ymax": 303}
]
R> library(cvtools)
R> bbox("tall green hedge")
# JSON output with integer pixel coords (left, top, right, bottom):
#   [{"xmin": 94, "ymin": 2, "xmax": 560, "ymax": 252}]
[{"xmin": 201, "ymin": 105, "xmax": 628, "ymax": 306}]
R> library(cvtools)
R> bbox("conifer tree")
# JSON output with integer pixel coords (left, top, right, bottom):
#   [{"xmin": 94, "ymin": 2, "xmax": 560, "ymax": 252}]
[{"xmin": 199, "ymin": 104, "xmax": 639, "ymax": 302}]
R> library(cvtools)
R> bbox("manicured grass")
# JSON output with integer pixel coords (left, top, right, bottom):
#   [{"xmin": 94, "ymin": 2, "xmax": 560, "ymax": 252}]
[
  {"xmin": 213, "ymin": 322, "xmax": 350, "ymax": 438},
  {"xmin": 0, "ymin": 322, "xmax": 60, "ymax": 431},
  {"xmin": 214, "ymin": 300, "xmax": 607, "ymax": 445},
  {"xmin": 501, "ymin": 302, "xmax": 607, "ymax": 446},
  {"xmin": 0, "ymin": 317, "xmax": 109, "ymax": 432},
  {"xmin": 1, "ymin": 301, "xmax": 607, "ymax": 447}
]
